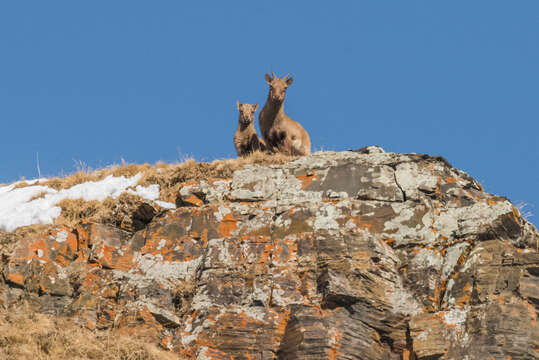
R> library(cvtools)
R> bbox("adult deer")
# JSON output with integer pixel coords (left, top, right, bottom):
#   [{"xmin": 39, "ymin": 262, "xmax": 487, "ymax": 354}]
[{"xmin": 259, "ymin": 72, "xmax": 311, "ymax": 156}]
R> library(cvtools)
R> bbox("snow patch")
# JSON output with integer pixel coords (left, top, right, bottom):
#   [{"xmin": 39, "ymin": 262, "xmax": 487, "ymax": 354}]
[
  {"xmin": 128, "ymin": 184, "xmax": 159, "ymax": 201},
  {"xmin": 155, "ymin": 200, "xmax": 176, "ymax": 210},
  {"xmin": 0, "ymin": 173, "xmax": 165, "ymax": 232}
]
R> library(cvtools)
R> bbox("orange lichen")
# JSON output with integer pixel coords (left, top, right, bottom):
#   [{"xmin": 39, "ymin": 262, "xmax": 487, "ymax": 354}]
[
  {"xmin": 435, "ymin": 177, "xmax": 442, "ymax": 195},
  {"xmin": 218, "ymin": 212, "xmax": 238, "ymax": 237},
  {"xmin": 184, "ymin": 194, "xmax": 204, "ymax": 207},
  {"xmin": 402, "ymin": 349, "xmax": 412, "ymax": 360},
  {"xmin": 456, "ymin": 283, "xmax": 472, "ymax": 307},
  {"xmin": 296, "ymin": 172, "xmax": 319, "ymax": 190},
  {"xmin": 328, "ymin": 329, "xmax": 343, "ymax": 360},
  {"xmin": 202, "ymin": 347, "xmax": 229, "ymax": 360},
  {"xmin": 351, "ymin": 215, "xmax": 372, "ymax": 231},
  {"xmin": 7, "ymin": 273, "xmax": 24, "ymax": 286}
]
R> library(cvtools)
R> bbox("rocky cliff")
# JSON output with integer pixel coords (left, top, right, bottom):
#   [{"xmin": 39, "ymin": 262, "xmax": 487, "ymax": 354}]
[{"xmin": 1, "ymin": 147, "xmax": 538, "ymax": 359}]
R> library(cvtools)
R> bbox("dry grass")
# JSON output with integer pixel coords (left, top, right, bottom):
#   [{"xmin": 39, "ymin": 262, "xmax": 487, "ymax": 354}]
[
  {"xmin": 0, "ymin": 307, "xmax": 180, "ymax": 360},
  {"xmin": 29, "ymin": 191, "xmax": 49, "ymax": 201},
  {"xmin": 55, "ymin": 193, "xmax": 149, "ymax": 230},
  {"xmin": 12, "ymin": 182, "xmax": 31, "ymax": 190}
]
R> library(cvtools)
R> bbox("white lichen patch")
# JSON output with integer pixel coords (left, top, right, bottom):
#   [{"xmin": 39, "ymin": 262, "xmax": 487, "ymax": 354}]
[
  {"xmin": 443, "ymin": 308, "xmax": 467, "ymax": 331},
  {"xmin": 411, "ymin": 248, "xmax": 443, "ymax": 270},
  {"xmin": 55, "ymin": 230, "xmax": 69, "ymax": 243},
  {"xmin": 135, "ymin": 253, "xmax": 202, "ymax": 284},
  {"xmin": 156, "ymin": 239, "xmax": 167, "ymax": 251},
  {"xmin": 443, "ymin": 278, "xmax": 456, "ymax": 306},
  {"xmin": 191, "ymin": 286, "xmax": 215, "ymax": 311},
  {"xmin": 326, "ymin": 190, "xmax": 348, "ymax": 199},
  {"xmin": 461, "ymin": 246, "xmax": 483, "ymax": 273},
  {"xmin": 230, "ymin": 167, "xmax": 284, "ymax": 201},
  {"xmin": 231, "ymin": 306, "xmax": 267, "ymax": 322},
  {"xmin": 451, "ymin": 200, "xmax": 515, "ymax": 238},
  {"xmin": 274, "ymin": 215, "xmax": 292, "ymax": 229},
  {"xmin": 251, "ymin": 281, "xmax": 271, "ymax": 305},
  {"xmin": 432, "ymin": 209, "xmax": 460, "ymax": 238},
  {"xmin": 415, "ymin": 329, "xmax": 429, "ymax": 341},
  {"xmin": 270, "ymin": 283, "xmax": 287, "ymax": 307},
  {"xmin": 206, "ymin": 238, "xmax": 235, "ymax": 268},
  {"xmin": 201, "ymin": 180, "xmax": 231, "ymax": 203},
  {"xmin": 134, "ymin": 300, "xmax": 181, "ymax": 326},
  {"xmin": 395, "ymin": 162, "xmax": 438, "ymax": 200},
  {"xmin": 442, "ymin": 242, "xmax": 469, "ymax": 278},
  {"xmin": 385, "ymin": 203, "xmax": 434, "ymax": 241},
  {"xmin": 313, "ymin": 203, "xmax": 341, "ymax": 231},
  {"xmin": 389, "ymin": 281, "xmax": 423, "ymax": 316},
  {"xmin": 214, "ymin": 205, "xmax": 231, "ymax": 223}
]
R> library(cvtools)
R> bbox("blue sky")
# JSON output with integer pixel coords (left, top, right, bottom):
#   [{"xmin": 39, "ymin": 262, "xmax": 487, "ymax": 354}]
[{"xmin": 1, "ymin": 1, "xmax": 538, "ymax": 225}]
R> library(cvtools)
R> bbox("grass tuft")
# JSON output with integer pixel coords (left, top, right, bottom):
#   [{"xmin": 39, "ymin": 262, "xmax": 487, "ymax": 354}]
[
  {"xmin": 55, "ymin": 193, "xmax": 150, "ymax": 230},
  {"xmin": 515, "ymin": 201, "xmax": 534, "ymax": 221}
]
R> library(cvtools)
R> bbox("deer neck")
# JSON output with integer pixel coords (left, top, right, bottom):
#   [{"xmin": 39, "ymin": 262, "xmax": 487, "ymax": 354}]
[
  {"xmin": 265, "ymin": 95, "xmax": 286, "ymax": 125},
  {"xmin": 238, "ymin": 118, "xmax": 255, "ymax": 132}
]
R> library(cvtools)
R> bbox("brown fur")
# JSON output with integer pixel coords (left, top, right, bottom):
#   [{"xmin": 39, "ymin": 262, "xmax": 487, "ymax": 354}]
[
  {"xmin": 259, "ymin": 72, "xmax": 311, "ymax": 156},
  {"xmin": 234, "ymin": 101, "xmax": 266, "ymax": 157}
]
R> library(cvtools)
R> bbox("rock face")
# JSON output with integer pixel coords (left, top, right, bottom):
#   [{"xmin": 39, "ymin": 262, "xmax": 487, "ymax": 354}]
[{"xmin": 1, "ymin": 149, "xmax": 538, "ymax": 359}]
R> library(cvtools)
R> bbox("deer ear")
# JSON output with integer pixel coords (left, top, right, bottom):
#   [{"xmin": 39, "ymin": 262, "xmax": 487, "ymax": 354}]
[
  {"xmin": 265, "ymin": 73, "xmax": 272, "ymax": 83},
  {"xmin": 286, "ymin": 77, "xmax": 294, "ymax": 86},
  {"xmin": 236, "ymin": 100, "xmax": 240, "ymax": 110},
  {"xmin": 254, "ymin": 104, "xmax": 259, "ymax": 111}
]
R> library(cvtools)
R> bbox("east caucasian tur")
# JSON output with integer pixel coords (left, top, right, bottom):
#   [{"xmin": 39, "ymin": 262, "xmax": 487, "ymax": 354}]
[
  {"xmin": 234, "ymin": 101, "xmax": 266, "ymax": 157},
  {"xmin": 259, "ymin": 72, "xmax": 311, "ymax": 156}
]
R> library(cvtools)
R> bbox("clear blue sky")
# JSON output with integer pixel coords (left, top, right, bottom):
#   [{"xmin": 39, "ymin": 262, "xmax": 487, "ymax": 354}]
[{"xmin": 1, "ymin": 1, "xmax": 538, "ymax": 225}]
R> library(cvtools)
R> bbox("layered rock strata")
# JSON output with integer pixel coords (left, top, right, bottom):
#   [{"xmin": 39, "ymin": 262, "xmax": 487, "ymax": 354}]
[{"xmin": 1, "ymin": 148, "xmax": 537, "ymax": 359}]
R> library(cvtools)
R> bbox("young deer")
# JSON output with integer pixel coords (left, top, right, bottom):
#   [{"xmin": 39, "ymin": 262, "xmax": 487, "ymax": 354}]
[
  {"xmin": 259, "ymin": 72, "xmax": 311, "ymax": 156},
  {"xmin": 234, "ymin": 101, "xmax": 266, "ymax": 157}
]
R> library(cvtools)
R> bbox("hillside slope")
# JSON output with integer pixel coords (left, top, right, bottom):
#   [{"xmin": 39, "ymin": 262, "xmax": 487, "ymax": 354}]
[{"xmin": 0, "ymin": 147, "xmax": 538, "ymax": 359}]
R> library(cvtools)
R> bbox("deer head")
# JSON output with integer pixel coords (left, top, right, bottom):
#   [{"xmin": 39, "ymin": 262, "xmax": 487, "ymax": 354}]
[
  {"xmin": 264, "ymin": 72, "xmax": 294, "ymax": 103},
  {"xmin": 236, "ymin": 101, "xmax": 259, "ymax": 125}
]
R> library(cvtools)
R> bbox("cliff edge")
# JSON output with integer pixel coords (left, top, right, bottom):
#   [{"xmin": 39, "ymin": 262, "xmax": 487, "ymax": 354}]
[{"xmin": 1, "ymin": 147, "xmax": 538, "ymax": 359}]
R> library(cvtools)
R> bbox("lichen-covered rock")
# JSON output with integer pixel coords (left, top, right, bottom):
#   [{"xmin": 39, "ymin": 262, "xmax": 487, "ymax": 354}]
[{"xmin": 0, "ymin": 150, "xmax": 537, "ymax": 359}]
